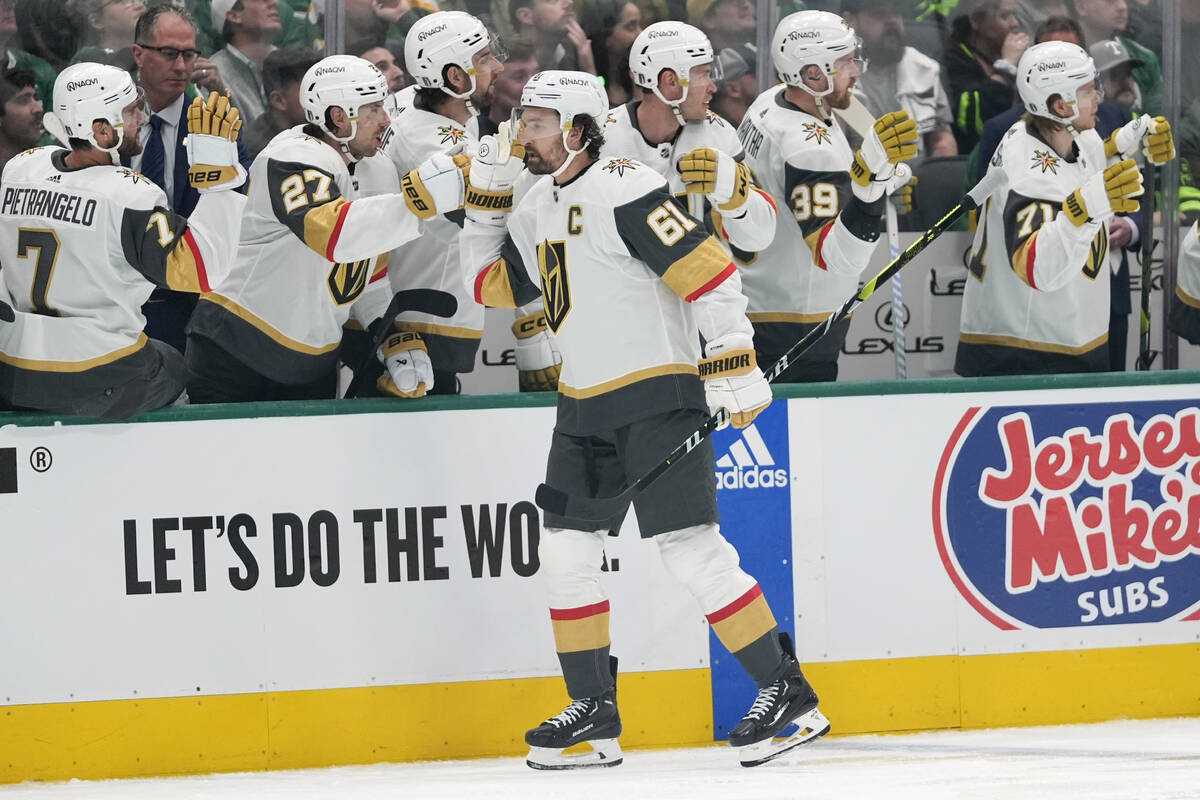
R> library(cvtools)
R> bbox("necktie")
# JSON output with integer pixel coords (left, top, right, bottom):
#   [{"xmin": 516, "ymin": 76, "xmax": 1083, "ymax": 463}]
[{"xmin": 140, "ymin": 115, "xmax": 165, "ymax": 190}]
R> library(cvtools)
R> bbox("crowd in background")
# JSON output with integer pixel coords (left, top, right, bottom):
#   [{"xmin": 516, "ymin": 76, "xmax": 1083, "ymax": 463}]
[{"xmin": 0, "ymin": 0, "xmax": 1195, "ymax": 409}]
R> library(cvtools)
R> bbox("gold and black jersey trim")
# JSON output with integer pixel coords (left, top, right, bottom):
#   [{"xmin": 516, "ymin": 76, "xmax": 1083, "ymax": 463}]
[
  {"xmin": 958, "ymin": 330, "xmax": 1108, "ymax": 355},
  {"xmin": 472, "ymin": 234, "xmax": 540, "ymax": 309},
  {"xmin": 554, "ymin": 369, "xmax": 707, "ymax": 436},
  {"xmin": 0, "ymin": 333, "xmax": 147, "ymax": 372}
]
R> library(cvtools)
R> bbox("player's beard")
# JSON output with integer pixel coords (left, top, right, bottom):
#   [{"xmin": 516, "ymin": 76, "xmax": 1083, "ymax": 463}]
[
  {"xmin": 827, "ymin": 81, "xmax": 854, "ymax": 111},
  {"xmin": 116, "ymin": 132, "xmax": 143, "ymax": 158},
  {"xmin": 523, "ymin": 140, "xmax": 567, "ymax": 175}
]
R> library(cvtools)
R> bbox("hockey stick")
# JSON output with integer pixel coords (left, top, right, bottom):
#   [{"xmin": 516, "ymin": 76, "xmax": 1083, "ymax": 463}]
[
  {"xmin": 0, "ymin": 298, "xmax": 13, "ymax": 323},
  {"xmin": 534, "ymin": 168, "xmax": 1004, "ymax": 521},
  {"xmin": 1135, "ymin": 162, "xmax": 1158, "ymax": 370},
  {"xmin": 343, "ymin": 288, "xmax": 458, "ymax": 399}
]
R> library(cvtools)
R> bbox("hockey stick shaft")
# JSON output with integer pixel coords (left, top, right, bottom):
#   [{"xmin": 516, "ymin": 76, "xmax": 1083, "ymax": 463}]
[
  {"xmin": 886, "ymin": 200, "xmax": 906, "ymax": 379},
  {"xmin": 1135, "ymin": 163, "xmax": 1157, "ymax": 370},
  {"xmin": 535, "ymin": 171, "xmax": 1001, "ymax": 521},
  {"xmin": 343, "ymin": 288, "xmax": 458, "ymax": 399}
]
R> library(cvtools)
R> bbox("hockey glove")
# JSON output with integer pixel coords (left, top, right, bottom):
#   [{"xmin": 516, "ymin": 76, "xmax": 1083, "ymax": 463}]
[
  {"xmin": 699, "ymin": 333, "xmax": 772, "ymax": 430},
  {"xmin": 376, "ymin": 330, "xmax": 434, "ymax": 398},
  {"xmin": 465, "ymin": 131, "xmax": 524, "ymax": 226},
  {"xmin": 185, "ymin": 90, "xmax": 246, "ymax": 193},
  {"xmin": 402, "ymin": 152, "xmax": 470, "ymax": 220},
  {"xmin": 1064, "ymin": 158, "xmax": 1143, "ymax": 227},
  {"xmin": 850, "ymin": 110, "xmax": 918, "ymax": 203},
  {"xmin": 886, "ymin": 163, "xmax": 916, "ymax": 216},
  {"xmin": 678, "ymin": 147, "xmax": 753, "ymax": 212},
  {"xmin": 512, "ymin": 308, "xmax": 562, "ymax": 392},
  {"xmin": 1106, "ymin": 114, "xmax": 1176, "ymax": 165}
]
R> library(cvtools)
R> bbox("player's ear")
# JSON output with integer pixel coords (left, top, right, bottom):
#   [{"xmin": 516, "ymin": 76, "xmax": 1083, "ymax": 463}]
[
  {"xmin": 446, "ymin": 64, "xmax": 469, "ymax": 95},
  {"xmin": 801, "ymin": 65, "xmax": 826, "ymax": 90},
  {"xmin": 268, "ymin": 88, "xmax": 288, "ymax": 113},
  {"xmin": 327, "ymin": 105, "xmax": 351, "ymax": 137}
]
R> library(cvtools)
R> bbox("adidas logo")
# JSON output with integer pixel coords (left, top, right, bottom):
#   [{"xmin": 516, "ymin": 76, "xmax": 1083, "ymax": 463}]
[{"xmin": 714, "ymin": 424, "xmax": 788, "ymax": 490}]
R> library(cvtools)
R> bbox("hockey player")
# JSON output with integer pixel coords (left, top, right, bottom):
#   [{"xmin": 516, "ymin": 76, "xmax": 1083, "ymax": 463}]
[
  {"xmin": 185, "ymin": 55, "xmax": 470, "ymax": 403},
  {"xmin": 955, "ymin": 41, "xmax": 1174, "ymax": 376},
  {"xmin": 0, "ymin": 63, "xmax": 246, "ymax": 419},
  {"xmin": 1168, "ymin": 221, "xmax": 1200, "ymax": 345},
  {"xmin": 378, "ymin": 11, "xmax": 506, "ymax": 395},
  {"xmin": 736, "ymin": 10, "xmax": 917, "ymax": 382},
  {"xmin": 461, "ymin": 70, "xmax": 829, "ymax": 769}
]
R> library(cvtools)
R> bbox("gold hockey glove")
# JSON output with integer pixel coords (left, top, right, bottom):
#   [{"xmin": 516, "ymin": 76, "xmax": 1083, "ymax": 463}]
[
  {"xmin": 402, "ymin": 152, "xmax": 470, "ymax": 220},
  {"xmin": 1064, "ymin": 158, "xmax": 1143, "ymax": 227},
  {"xmin": 185, "ymin": 90, "xmax": 246, "ymax": 192},
  {"xmin": 699, "ymin": 334, "xmax": 772, "ymax": 430},
  {"xmin": 678, "ymin": 147, "xmax": 753, "ymax": 212},
  {"xmin": 512, "ymin": 308, "xmax": 562, "ymax": 392}
]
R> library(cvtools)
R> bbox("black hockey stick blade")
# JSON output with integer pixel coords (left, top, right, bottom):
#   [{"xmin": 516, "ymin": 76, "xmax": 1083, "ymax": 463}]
[
  {"xmin": 344, "ymin": 289, "xmax": 458, "ymax": 399},
  {"xmin": 0, "ymin": 299, "xmax": 13, "ymax": 323},
  {"xmin": 535, "ymin": 170, "xmax": 1004, "ymax": 522}
]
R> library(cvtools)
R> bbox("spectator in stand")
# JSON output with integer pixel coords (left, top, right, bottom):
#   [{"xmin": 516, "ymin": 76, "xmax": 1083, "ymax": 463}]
[
  {"xmin": 209, "ymin": 0, "xmax": 282, "ymax": 125},
  {"xmin": 711, "ymin": 43, "xmax": 757, "ymax": 127},
  {"xmin": 488, "ymin": 36, "xmax": 538, "ymax": 129},
  {"xmin": 131, "ymin": 4, "xmax": 252, "ymax": 353},
  {"xmin": 1091, "ymin": 38, "xmax": 1141, "ymax": 116},
  {"xmin": 1072, "ymin": 0, "xmax": 1160, "ymax": 115},
  {"xmin": 842, "ymin": 0, "xmax": 956, "ymax": 157},
  {"xmin": 242, "ymin": 46, "xmax": 317, "ymax": 157},
  {"xmin": 510, "ymin": 0, "xmax": 596, "ymax": 72},
  {"xmin": 0, "ymin": 68, "xmax": 41, "ymax": 169},
  {"xmin": 942, "ymin": 0, "xmax": 1028, "ymax": 154},
  {"xmin": 69, "ymin": 0, "xmax": 146, "ymax": 73},
  {"xmin": 352, "ymin": 39, "xmax": 405, "ymax": 96},
  {"xmin": 688, "ymin": 0, "xmax": 755, "ymax": 51},
  {"xmin": 345, "ymin": 0, "xmax": 431, "ymax": 47},
  {"xmin": 15, "ymin": 0, "xmax": 79, "ymax": 73},
  {"xmin": 579, "ymin": 0, "xmax": 642, "ymax": 107},
  {"xmin": 0, "ymin": 0, "xmax": 55, "ymax": 113}
]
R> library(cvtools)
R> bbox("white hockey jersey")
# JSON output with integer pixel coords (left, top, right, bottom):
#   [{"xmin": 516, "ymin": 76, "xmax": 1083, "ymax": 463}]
[
  {"xmin": 0, "ymin": 146, "xmax": 243, "ymax": 369},
  {"xmin": 955, "ymin": 122, "xmax": 1112, "ymax": 376},
  {"xmin": 379, "ymin": 86, "xmax": 484, "ymax": 374},
  {"xmin": 462, "ymin": 157, "xmax": 752, "ymax": 435},
  {"xmin": 600, "ymin": 102, "xmax": 776, "ymax": 254},
  {"xmin": 1168, "ymin": 221, "xmax": 1200, "ymax": 344},
  {"xmin": 188, "ymin": 125, "xmax": 423, "ymax": 384}
]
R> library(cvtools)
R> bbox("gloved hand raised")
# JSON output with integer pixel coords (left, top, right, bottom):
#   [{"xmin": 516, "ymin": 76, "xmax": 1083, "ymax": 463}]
[
  {"xmin": 466, "ymin": 126, "xmax": 525, "ymax": 226},
  {"xmin": 1063, "ymin": 158, "xmax": 1143, "ymax": 227},
  {"xmin": 376, "ymin": 330, "xmax": 434, "ymax": 398},
  {"xmin": 1107, "ymin": 114, "xmax": 1175, "ymax": 165},
  {"xmin": 677, "ymin": 147, "xmax": 754, "ymax": 212},
  {"xmin": 700, "ymin": 333, "xmax": 772, "ymax": 430},
  {"xmin": 402, "ymin": 151, "xmax": 470, "ymax": 220},
  {"xmin": 850, "ymin": 110, "xmax": 918, "ymax": 203},
  {"xmin": 185, "ymin": 90, "xmax": 246, "ymax": 193}
]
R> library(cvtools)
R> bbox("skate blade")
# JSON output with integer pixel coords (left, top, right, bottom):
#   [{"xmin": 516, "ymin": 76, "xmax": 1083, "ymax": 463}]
[
  {"xmin": 738, "ymin": 708, "xmax": 830, "ymax": 768},
  {"xmin": 526, "ymin": 739, "xmax": 624, "ymax": 770}
]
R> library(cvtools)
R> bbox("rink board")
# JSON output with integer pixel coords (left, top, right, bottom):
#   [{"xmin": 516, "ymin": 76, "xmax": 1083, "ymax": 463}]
[{"xmin": 2, "ymin": 373, "xmax": 1200, "ymax": 783}]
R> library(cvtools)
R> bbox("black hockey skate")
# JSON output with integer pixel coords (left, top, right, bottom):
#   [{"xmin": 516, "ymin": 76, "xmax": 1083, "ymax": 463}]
[
  {"xmin": 526, "ymin": 657, "xmax": 622, "ymax": 770},
  {"xmin": 729, "ymin": 633, "xmax": 830, "ymax": 767}
]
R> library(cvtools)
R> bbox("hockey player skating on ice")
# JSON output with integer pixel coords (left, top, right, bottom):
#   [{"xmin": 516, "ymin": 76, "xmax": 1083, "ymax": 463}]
[
  {"xmin": 460, "ymin": 70, "xmax": 829, "ymax": 770},
  {"xmin": 737, "ymin": 10, "xmax": 917, "ymax": 382},
  {"xmin": 378, "ymin": 12, "xmax": 506, "ymax": 395},
  {"xmin": 955, "ymin": 41, "xmax": 1174, "ymax": 376},
  {"xmin": 0, "ymin": 63, "xmax": 246, "ymax": 419},
  {"xmin": 185, "ymin": 55, "xmax": 469, "ymax": 402}
]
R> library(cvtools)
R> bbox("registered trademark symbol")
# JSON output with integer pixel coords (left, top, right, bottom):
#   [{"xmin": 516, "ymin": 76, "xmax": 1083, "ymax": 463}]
[{"xmin": 30, "ymin": 447, "xmax": 51, "ymax": 472}]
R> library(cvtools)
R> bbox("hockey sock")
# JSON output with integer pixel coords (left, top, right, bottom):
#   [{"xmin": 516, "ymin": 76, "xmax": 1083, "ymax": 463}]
[
  {"xmin": 705, "ymin": 584, "xmax": 785, "ymax": 688},
  {"xmin": 551, "ymin": 600, "xmax": 614, "ymax": 699}
]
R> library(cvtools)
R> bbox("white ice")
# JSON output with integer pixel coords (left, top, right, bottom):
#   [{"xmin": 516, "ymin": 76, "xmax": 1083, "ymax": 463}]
[{"xmin": 2, "ymin": 718, "xmax": 1197, "ymax": 800}]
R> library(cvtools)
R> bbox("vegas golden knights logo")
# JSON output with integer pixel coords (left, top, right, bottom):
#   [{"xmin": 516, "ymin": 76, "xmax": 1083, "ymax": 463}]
[
  {"xmin": 1081, "ymin": 227, "xmax": 1108, "ymax": 280},
  {"xmin": 538, "ymin": 239, "xmax": 570, "ymax": 332},
  {"xmin": 327, "ymin": 259, "xmax": 371, "ymax": 305}
]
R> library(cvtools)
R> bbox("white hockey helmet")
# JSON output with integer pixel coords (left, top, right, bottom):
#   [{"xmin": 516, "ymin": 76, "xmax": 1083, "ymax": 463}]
[
  {"xmin": 517, "ymin": 70, "xmax": 607, "ymax": 177},
  {"xmin": 1017, "ymin": 41, "xmax": 1097, "ymax": 127},
  {"xmin": 405, "ymin": 11, "xmax": 502, "ymax": 101},
  {"xmin": 772, "ymin": 10, "xmax": 865, "ymax": 96},
  {"xmin": 50, "ymin": 62, "xmax": 142, "ymax": 153},
  {"xmin": 629, "ymin": 22, "xmax": 715, "ymax": 119},
  {"xmin": 300, "ymin": 55, "xmax": 388, "ymax": 143}
]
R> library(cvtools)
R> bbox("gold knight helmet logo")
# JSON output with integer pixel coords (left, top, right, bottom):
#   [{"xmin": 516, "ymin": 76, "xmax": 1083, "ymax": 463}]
[{"xmin": 538, "ymin": 239, "xmax": 571, "ymax": 332}]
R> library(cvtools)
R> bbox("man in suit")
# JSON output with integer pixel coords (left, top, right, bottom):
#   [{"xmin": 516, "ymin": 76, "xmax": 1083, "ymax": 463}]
[{"xmin": 131, "ymin": 4, "xmax": 252, "ymax": 354}]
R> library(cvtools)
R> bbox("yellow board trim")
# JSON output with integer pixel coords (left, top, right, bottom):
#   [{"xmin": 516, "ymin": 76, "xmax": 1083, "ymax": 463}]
[
  {"xmin": 558, "ymin": 362, "xmax": 698, "ymax": 399},
  {"xmin": 0, "ymin": 669, "xmax": 713, "ymax": 784},
  {"xmin": 958, "ymin": 330, "xmax": 1108, "ymax": 355},
  {"xmin": 396, "ymin": 320, "xmax": 484, "ymax": 340},
  {"xmin": 199, "ymin": 294, "xmax": 340, "ymax": 356},
  {"xmin": 0, "ymin": 333, "xmax": 147, "ymax": 373}
]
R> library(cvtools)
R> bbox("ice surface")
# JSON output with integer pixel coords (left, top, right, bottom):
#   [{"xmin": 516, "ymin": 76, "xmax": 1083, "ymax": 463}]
[{"xmin": 2, "ymin": 718, "xmax": 1197, "ymax": 800}]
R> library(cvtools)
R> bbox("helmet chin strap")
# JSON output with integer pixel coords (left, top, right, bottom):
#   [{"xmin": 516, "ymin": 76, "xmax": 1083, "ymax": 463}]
[
  {"xmin": 798, "ymin": 77, "xmax": 835, "ymax": 121},
  {"xmin": 88, "ymin": 126, "xmax": 125, "ymax": 165},
  {"xmin": 325, "ymin": 116, "xmax": 362, "ymax": 162},
  {"xmin": 551, "ymin": 128, "xmax": 587, "ymax": 179},
  {"xmin": 650, "ymin": 84, "xmax": 689, "ymax": 128},
  {"xmin": 442, "ymin": 71, "xmax": 480, "ymax": 118}
]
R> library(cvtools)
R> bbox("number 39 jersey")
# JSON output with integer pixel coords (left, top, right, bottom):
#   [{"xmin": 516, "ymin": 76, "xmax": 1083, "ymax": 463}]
[
  {"xmin": 0, "ymin": 146, "xmax": 242, "ymax": 368},
  {"xmin": 188, "ymin": 126, "xmax": 423, "ymax": 384},
  {"xmin": 955, "ymin": 122, "xmax": 1111, "ymax": 376},
  {"xmin": 463, "ymin": 158, "xmax": 753, "ymax": 435}
]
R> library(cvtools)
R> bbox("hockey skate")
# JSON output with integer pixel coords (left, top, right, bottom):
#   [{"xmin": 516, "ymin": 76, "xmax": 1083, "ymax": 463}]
[
  {"xmin": 729, "ymin": 633, "xmax": 830, "ymax": 767},
  {"xmin": 526, "ymin": 657, "xmax": 622, "ymax": 770}
]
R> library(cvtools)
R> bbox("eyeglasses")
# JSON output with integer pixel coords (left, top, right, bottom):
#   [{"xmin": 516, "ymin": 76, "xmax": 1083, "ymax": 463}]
[{"xmin": 136, "ymin": 43, "xmax": 202, "ymax": 63}]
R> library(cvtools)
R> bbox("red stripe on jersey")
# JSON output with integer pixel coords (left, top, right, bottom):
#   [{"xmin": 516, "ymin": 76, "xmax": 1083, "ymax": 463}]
[
  {"xmin": 184, "ymin": 229, "xmax": 209, "ymax": 293},
  {"xmin": 369, "ymin": 267, "xmax": 388, "ymax": 284},
  {"xmin": 324, "ymin": 201, "xmax": 353, "ymax": 261},
  {"xmin": 549, "ymin": 600, "xmax": 611, "ymax": 620},
  {"xmin": 1026, "ymin": 234, "xmax": 1039, "ymax": 290},
  {"xmin": 474, "ymin": 260, "xmax": 498, "ymax": 304},
  {"xmin": 686, "ymin": 262, "xmax": 736, "ymax": 302},
  {"xmin": 814, "ymin": 221, "xmax": 834, "ymax": 270},
  {"xmin": 706, "ymin": 584, "xmax": 764, "ymax": 624},
  {"xmin": 753, "ymin": 187, "xmax": 777, "ymax": 213}
]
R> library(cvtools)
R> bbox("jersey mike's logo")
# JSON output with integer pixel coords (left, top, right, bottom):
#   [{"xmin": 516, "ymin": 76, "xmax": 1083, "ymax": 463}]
[
  {"xmin": 537, "ymin": 239, "xmax": 571, "ymax": 332},
  {"xmin": 933, "ymin": 401, "xmax": 1200, "ymax": 629},
  {"xmin": 327, "ymin": 259, "xmax": 371, "ymax": 305}
]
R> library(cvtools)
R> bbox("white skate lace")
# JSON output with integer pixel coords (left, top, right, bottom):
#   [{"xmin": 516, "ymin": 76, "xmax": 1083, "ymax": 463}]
[
  {"xmin": 545, "ymin": 699, "xmax": 592, "ymax": 728},
  {"xmin": 743, "ymin": 683, "xmax": 782, "ymax": 721}
]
